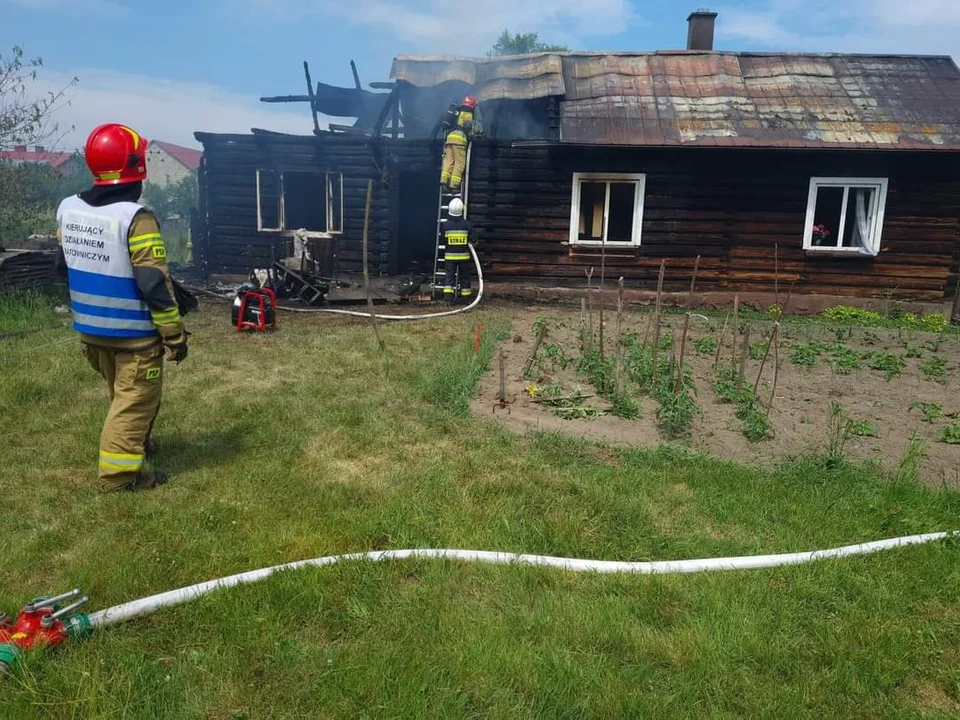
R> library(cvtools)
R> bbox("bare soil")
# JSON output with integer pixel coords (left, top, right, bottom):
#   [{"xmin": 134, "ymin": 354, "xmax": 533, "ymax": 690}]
[{"xmin": 473, "ymin": 305, "xmax": 960, "ymax": 488}]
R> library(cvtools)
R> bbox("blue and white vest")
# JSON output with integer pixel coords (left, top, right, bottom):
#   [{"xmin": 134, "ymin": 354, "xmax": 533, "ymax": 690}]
[{"xmin": 57, "ymin": 196, "xmax": 155, "ymax": 339}]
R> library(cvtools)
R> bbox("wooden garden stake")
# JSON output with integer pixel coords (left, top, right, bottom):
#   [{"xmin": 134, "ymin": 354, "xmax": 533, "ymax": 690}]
[
  {"xmin": 580, "ymin": 298, "xmax": 587, "ymax": 354},
  {"xmin": 774, "ymin": 243, "xmax": 780, "ymax": 307},
  {"xmin": 651, "ymin": 310, "xmax": 662, "ymax": 385},
  {"xmin": 754, "ymin": 321, "xmax": 779, "ymax": 393},
  {"xmin": 641, "ymin": 306, "xmax": 653, "ymax": 348},
  {"xmin": 667, "ymin": 336, "xmax": 676, "ymax": 386},
  {"xmin": 736, "ymin": 324, "xmax": 751, "ymax": 392},
  {"xmin": 676, "ymin": 313, "xmax": 691, "ymax": 392},
  {"xmin": 713, "ymin": 312, "xmax": 729, "ymax": 371},
  {"xmin": 523, "ymin": 323, "xmax": 548, "ymax": 378},
  {"xmin": 731, "ymin": 294, "xmax": 740, "ymax": 367},
  {"xmin": 769, "ymin": 327, "xmax": 781, "ymax": 411},
  {"xmin": 599, "ymin": 241, "xmax": 607, "ymax": 359},
  {"xmin": 687, "ymin": 255, "xmax": 701, "ymax": 307},
  {"xmin": 615, "ymin": 277, "xmax": 625, "ymax": 397},
  {"xmin": 585, "ymin": 267, "xmax": 595, "ymax": 353},
  {"xmin": 655, "ymin": 260, "xmax": 665, "ymax": 316},
  {"xmin": 361, "ymin": 179, "xmax": 384, "ymax": 351}
]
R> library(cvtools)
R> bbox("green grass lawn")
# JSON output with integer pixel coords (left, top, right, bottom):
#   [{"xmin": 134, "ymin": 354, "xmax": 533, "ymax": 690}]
[{"xmin": 1, "ymin": 292, "xmax": 958, "ymax": 719}]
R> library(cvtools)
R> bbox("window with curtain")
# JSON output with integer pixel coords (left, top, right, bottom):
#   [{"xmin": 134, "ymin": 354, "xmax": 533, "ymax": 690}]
[{"xmin": 803, "ymin": 178, "xmax": 888, "ymax": 256}]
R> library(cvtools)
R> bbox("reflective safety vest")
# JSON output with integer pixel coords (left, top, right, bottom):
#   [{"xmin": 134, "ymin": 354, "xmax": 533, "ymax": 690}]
[
  {"xmin": 444, "ymin": 218, "xmax": 472, "ymax": 262},
  {"xmin": 57, "ymin": 195, "xmax": 156, "ymax": 339}
]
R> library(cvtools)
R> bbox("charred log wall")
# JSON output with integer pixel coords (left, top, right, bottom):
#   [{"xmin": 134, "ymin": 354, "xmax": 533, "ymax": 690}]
[
  {"xmin": 467, "ymin": 144, "xmax": 960, "ymax": 300},
  {"xmin": 195, "ymin": 132, "xmax": 437, "ymax": 277},
  {"xmin": 196, "ymin": 132, "xmax": 959, "ymax": 301}
]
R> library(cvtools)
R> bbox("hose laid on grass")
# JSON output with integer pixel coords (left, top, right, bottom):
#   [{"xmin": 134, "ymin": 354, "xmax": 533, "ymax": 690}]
[
  {"xmin": 87, "ymin": 531, "xmax": 956, "ymax": 629},
  {"xmin": 276, "ymin": 244, "xmax": 484, "ymax": 322}
]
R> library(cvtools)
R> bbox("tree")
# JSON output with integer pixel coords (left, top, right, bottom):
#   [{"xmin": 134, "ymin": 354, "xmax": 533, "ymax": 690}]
[
  {"xmin": 0, "ymin": 155, "xmax": 91, "ymax": 243},
  {"xmin": 0, "ymin": 45, "xmax": 78, "ymax": 151},
  {"xmin": 487, "ymin": 31, "xmax": 569, "ymax": 57},
  {"xmin": 141, "ymin": 173, "xmax": 199, "ymax": 223},
  {"xmin": 141, "ymin": 173, "xmax": 199, "ymax": 264}
]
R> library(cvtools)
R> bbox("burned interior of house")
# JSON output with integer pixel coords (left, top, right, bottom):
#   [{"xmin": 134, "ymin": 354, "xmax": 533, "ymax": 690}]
[{"xmin": 192, "ymin": 12, "xmax": 960, "ymax": 306}]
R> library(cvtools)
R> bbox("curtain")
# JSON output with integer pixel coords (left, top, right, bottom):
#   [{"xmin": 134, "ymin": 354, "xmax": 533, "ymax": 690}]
[{"xmin": 854, "ymin": 189, "xmax": 872, "ymax": 252}]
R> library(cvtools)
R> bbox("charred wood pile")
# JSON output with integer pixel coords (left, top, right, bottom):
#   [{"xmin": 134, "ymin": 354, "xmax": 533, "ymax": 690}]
[{"xmin": 0, "ymin": 249, "xmax": 59, "ymax": 288}]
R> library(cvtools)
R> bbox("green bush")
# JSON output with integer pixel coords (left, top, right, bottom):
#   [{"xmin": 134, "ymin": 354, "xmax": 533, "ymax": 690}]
[
  {"xmin": 867, "ymin": 352, "xmax": 905, "ymax": 381},
  {"xmin": 939, "ymin": 423, "xmax": 960, "ymax": 445},
  {"xmin": 850, "ymin": 419, "xmax": 879, "ymax": 438},
  {"xmin": 921, "ymin": 356, "xmax": 947, "ymax": 384},
  {"xmin": 901, "ymin": 313, "xmax": 948, "ymax": 334},
  {"xmin": 693, "ymin": 336, "xmax": 718, "ymax": 356},
  {"xmin": 822, "ymin": 306, "xmax": 883, "ymax": 326},
  {"xmin": 822, "ymin": 305, "xmax": 948, "ymax": 333}
]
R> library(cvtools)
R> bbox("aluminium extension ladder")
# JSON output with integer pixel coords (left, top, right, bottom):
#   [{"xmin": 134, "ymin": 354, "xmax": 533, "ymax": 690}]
[{"xmin": 431, "ymin": 142, "xmax": 473, "ymax": 297}]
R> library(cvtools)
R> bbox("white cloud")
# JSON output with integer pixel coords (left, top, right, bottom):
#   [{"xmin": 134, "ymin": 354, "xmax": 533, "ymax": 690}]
[
  {"xmin": 9, "ymin": 0, "xmax": 129, "ymax": 16},
  {"xmin": 31, "ymin": 68, "xmax": 324, "ymax": 151},
  {"xmin": 718, "ymin": 0, "xmax": 960, "ymax": 58},
  {"xmin": 245, "ymin": 0, "xmax": 636, "ymax": 53}
]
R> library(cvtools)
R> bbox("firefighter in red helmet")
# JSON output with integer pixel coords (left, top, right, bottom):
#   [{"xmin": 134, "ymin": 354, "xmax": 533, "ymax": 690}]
[
  {"xmin": 57, "ymin": 123, "xmax": 188, "ymax": 491},
  {"xmin": 440, "ymin": 95, "xmax": 481, "ymax": 195}
]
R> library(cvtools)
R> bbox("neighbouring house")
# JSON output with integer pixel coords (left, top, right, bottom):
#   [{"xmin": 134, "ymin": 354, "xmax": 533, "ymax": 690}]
[
  {"xmin": 0, "ymin": 145, "xmax": 87, "ymax": 177},
  {"xmin": 193, "ymin": 11, "xmax": 960, "ymax": 304},
  {"xmin": 147, "ymin": 141, "xmax": 202, "ymax": 188}
]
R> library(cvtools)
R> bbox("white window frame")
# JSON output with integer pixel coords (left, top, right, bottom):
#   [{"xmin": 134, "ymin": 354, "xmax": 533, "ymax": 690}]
[
  {"xmin": 256, "ymin": 170, "xmax": 343, "ymax": 237},
  {"xmin": 802, "ymin": 177, "xmax": 888, "ymax": 256},
  {"xmin": 569, "ymin": 172, "xmax": 646, "ymax": 247}
]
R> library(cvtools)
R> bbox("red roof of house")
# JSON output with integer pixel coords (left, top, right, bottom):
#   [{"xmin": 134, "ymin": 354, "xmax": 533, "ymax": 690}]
[
  {"xmin": 0, "ymin": 146, "xmax": 76, "ymax": 168},
  {"xmin": 150, "ymin": 141, "xmax": 202, "ymax": 171}
]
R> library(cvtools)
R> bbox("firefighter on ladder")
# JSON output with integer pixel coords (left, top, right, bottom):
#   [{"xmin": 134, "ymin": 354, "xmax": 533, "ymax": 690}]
[
  {"xmin": 440, "ymin": 95, "xmax": 480, "ymax": 195},
  {"xmin": 443, "ymin": 197, "xmax": 473, "ymax": 303},
  {"xmin": 57, "ymin": 123, "xmax": 188, "ymax": 492}
]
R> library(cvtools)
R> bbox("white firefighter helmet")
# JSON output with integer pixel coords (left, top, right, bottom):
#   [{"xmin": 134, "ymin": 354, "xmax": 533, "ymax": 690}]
[{"xmin": 448, "ymin": 197, "xmax": 465, "ymax": 218}]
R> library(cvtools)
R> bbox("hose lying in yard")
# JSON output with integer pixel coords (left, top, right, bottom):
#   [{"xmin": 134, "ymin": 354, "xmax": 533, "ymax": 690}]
[
  {"xmin": 87, "ymin": 531, "xmax": 956, "ymax": 629},
  {"xmin": 276, "ymin": 243, "xmax": 484, "ymax": 322}
]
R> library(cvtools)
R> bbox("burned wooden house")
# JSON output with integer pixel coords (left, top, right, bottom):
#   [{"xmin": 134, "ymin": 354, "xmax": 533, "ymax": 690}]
[{"xmin": 194, "ymin": 12, "xmax": 960, "ymax": 303}]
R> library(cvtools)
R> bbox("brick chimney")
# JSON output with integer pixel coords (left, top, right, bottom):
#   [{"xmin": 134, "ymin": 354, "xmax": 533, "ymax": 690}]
[
  {"xmin": 34, "ymin": 145, "xmax": 45, "ymax": 153},
  {"xmin": 687, "ymin": 9, "xmax": 718, "ymax": 51},
  {"xmin": 14, "ymin": 145, "xmax": 27, "ymax": 152}
]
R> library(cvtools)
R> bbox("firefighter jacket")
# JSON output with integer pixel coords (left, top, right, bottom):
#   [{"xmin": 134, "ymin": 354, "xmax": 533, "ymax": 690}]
[
  {"xmin": 58, "ymin": 195, "xmax": 184, "ymax": 351},
  {"xmin": 443, "ymin": 217, "xmax": 472, "ymax": 262},
  {"xmin": 445, "ymin": 107, "xmax": 480, "ymax": 146}
]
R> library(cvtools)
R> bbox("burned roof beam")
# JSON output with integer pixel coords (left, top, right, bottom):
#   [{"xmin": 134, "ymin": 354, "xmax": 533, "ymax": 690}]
[
  {"xmin": 351, "ymin": 60, "xmax": 362, "ymax": 90},
  {"xmin": 304, "ymin": 61, "xmax": 321, "ymax": 135}
]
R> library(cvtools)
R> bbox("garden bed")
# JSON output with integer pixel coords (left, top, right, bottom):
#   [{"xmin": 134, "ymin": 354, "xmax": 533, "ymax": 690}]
[{"xmin": 474, "ymin": 304, "xmax": 960, "ymax": 487}]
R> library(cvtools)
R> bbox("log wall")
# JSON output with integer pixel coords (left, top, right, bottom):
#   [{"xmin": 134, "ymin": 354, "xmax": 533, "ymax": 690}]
[
  {"xmin": 468, "ymin": 144, "xmax": 960, "ymax": 300},
  {"xmin": 197, "ymin": 132, "xmax": 960, "ymax": 300},
  {"xmin": 195, "ymin": 132, "xmax": 437, "ymax": 276}
]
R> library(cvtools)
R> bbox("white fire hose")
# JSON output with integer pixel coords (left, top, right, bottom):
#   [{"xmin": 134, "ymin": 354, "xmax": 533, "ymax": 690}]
[
  {"xmin": 88, "ymin": 532, "xmax": 956, "ymax": 629},
  {"xmin": 275, "ymin": 244, "xmax": 484, "ymax": 321}
]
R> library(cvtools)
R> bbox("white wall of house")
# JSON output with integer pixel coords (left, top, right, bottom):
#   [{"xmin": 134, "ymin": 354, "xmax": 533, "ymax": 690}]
[{"xmin": 146, "ymin": 146, "xmax": 193, "ymax": 187}]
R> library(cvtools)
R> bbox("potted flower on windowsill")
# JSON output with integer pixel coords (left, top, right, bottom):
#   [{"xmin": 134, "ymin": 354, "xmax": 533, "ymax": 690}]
[{"xmin": 812, "ymin": 223, "xmax": 832, "ymax": 246}]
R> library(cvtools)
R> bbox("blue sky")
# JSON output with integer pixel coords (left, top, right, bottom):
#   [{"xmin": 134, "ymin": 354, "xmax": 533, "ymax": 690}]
[{"xmin": 3, "ymin": 0, "xmax": 958, "ymax": 148}]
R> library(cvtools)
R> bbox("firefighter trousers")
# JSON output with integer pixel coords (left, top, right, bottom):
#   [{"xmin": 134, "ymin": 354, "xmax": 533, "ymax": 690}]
[
  {"xmin": 440, "ymin": 142, "xmax": 467, "ymax": 192},
  {"xmin": 443, "ymin": 258, "xmax": 473, "ymax": 299},
  {"xmin": 84, "ymin": 342, "xmax": 164, "ymax": 491}
]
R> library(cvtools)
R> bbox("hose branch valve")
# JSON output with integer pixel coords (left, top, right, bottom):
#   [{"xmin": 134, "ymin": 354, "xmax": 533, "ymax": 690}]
[{"xmin": 0, "ymin": 589, "xmax": 92, "ymax": 674}]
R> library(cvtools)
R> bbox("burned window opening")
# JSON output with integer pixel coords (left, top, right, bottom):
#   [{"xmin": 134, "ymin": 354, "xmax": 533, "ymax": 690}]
[{"xmin": 256, "ymin": 170, "xmax": 343, "ymax": 235}]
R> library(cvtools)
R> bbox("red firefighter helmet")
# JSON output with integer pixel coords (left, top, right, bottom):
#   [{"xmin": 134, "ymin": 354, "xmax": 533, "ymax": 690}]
[
  {"xmin": 461, "ymin": 96, "xmax": 478, "ymax": 110},
  {"xmin": 85, "ymin": 123, "xmax": 150, "ymax": 186}
]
